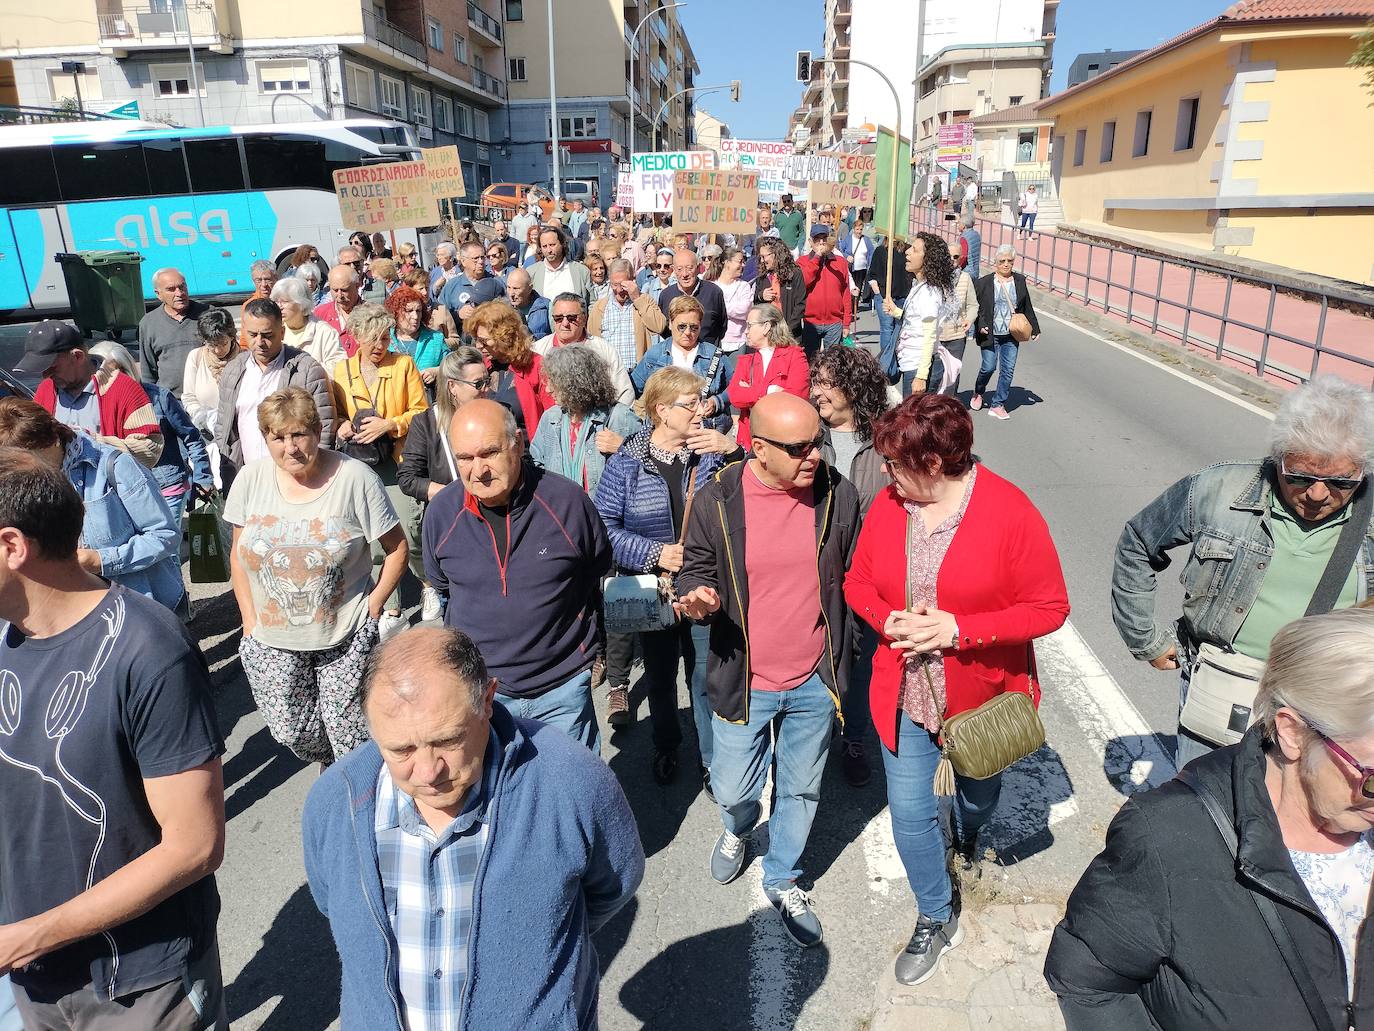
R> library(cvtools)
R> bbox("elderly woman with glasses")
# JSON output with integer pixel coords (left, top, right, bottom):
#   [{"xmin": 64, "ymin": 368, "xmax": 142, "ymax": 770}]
[
  {"xmin": 727, "ymin": 302, "xmax": 811, "ymax": 449},
  {"xmin": 971, "ymin": 243, "xmax": 1039, "ymax": 420},
  {"xmin": 398, "ymin": 345, "xmax": 489, "ymax": 505},
  {"xmin": 632, "ymin": 296, "xmax": 733, "ymax": 437},
  {"xmin": 271, "ymin": 276, "xmax": 346, "ymax": 374},
  {"xmin": 844, "ymin": 392, "xmax": 1068, "ymax": 987},
  {"xmin": 384, "ymin": 284, "xmax": 447, "ymax": 390},
  {"xmin": 466, "ymin": 299, "xmax": 553, "ymax": 435},
  {"xmin": 1048, "ymin": 607, "xmax": 1374, "ymax": 1030}
]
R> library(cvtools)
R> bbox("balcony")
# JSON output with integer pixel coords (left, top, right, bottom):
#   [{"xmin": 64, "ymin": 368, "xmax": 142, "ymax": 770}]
[
  {"xmin": 97, "ymin": 3, "xmax": 231, "ymax": 56},
  {"xmin": 457, "ymin": 62, "xmax": 505, "ymax": 101},
  {"xmin": 804, "ymin": 77, "xmax": 821, "ymax": 101},
  {"xmin": 833, "ymin": 0, "xmax": 851, "ymax": 25},
  {"xmin": 467, "ymin": 3, "xmax": 502, "ymax": 46},
  {"xmin": 624, "ymin": 22, "xmax": 639, "ymax": 55},
  {"xmin": 361, "ymin": 8, "xmax": 427, "ymax": 67}
]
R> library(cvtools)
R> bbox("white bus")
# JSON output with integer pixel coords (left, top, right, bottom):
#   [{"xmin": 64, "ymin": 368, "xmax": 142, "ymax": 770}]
[{"xmin": 0, "ymin": 118, "xmax": 433, "ymax": 314}]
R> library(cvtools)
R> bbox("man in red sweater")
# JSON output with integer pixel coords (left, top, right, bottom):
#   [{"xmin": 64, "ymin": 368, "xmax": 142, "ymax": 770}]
[
  {"xmin": 797, "ymin": 224, "xmax": 852, "ymax": 358},
  {"xmin": 16, "ymin": 321, "xmax": 162, "ymax": 468}
]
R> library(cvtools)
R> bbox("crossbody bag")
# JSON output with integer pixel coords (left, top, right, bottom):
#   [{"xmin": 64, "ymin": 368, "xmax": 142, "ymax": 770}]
[
  {"xmin": 1181, "ymin": 483, "xmax": 1372, "ymax": 747},
  {"xmin": 339, "ymin": 361, "xmax": 392, "ymax": 467},
  {"xmin": 603, "ymin": 458, "xmax": 700, "ymax": 635}
]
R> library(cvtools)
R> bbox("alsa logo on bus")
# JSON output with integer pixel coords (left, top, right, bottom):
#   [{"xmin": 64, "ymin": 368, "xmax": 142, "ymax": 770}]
[{"xmin": 113, "ymin": 206, "xmax": 232, "ymax": 249}]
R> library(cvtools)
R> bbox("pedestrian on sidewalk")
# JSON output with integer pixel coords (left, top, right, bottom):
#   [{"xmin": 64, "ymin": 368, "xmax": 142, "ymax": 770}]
[
  {"xmin": 303, "ymin": 626, "xmax": 644, "ymax": 1031},
  {"xmin": 1046, "ymin": 608, "xmax": 1374, "ymax": 1030},
  {"xmin": 676, "ymin": 392, "xmax": 860, "ymax": 948},
  {"xmin": 1111, "ymin": 375, "xmax": 1374, "ymax": 767},
  {"xmin": 1017, "ymin": 185, "xmax": 1039, "ymax": 238},
  {"xmin": 971, "ymin": 245, "xmax": 1040, "ymax": 420},
  {"xmin": 845, "ymin": 393, "xmax": 1069, "ymax": 985},
  {"xmin": 0, "ymin": 449, "xmax": 227, "ymax": 1029}
]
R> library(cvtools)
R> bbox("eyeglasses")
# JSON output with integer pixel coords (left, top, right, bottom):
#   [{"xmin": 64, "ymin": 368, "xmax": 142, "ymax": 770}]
[
  {"xmin": 1300, "ymin": 715, "xmax": 1374, "ymax": 798},
  {"xmin": 452, "ymin": 376, "xmax": 488, "ymax": 390},
  {"xmin": 655, "ymin": 263, "xmax": 673, "ymax": 270},
  {"xmin": 486, "ymin": 252, "xmax": 504, "ymax": 260},
  {"xmin": 746, "ymin": 320, "xmax": 772, "ymax": 329},
  {"xmin": 1279, "ymin": 460, "xmax": 1364, "ymax": 494},
  {"xmin": 674, "ymin": 323, "xmax": 702, "ymax": 334},
  {"xmin": 669, "ymin": 398, "xmax": 708, "ymax": 413},
  {"xmin": 551, "ymin": 313, "xmax": 581, "ymax": 324},
  {"xmin": 346, "ymin": 260, "xmax": 364, "ymax": 269},
  {"xmin": 995, "ymin": 258, "xmax": 1015, "ymax": 265},
  {"xmin": 754, "ymin": 433, "xmax": 823, "ymax": 459}
]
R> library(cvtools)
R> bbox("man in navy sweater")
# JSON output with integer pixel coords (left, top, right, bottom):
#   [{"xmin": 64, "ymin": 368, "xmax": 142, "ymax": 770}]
[
  {"xmin": 422, "ymin": 399, "xmax": 612, "ymax": 753},
  {"xmin": 657, "ymin": 248, "xmax": 727, "ymax": 345}
]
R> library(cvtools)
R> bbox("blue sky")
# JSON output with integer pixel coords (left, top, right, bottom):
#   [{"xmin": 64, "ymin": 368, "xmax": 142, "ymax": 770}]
[{"xmin": 681, "ymin": 0, "xmax": 1218, "ymax": 141}]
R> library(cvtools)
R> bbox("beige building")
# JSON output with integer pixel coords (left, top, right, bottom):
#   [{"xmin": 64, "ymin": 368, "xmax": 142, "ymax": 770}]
[{"xmin": 693, "ymin": 106, "xmax": 730, "ymax": 155}]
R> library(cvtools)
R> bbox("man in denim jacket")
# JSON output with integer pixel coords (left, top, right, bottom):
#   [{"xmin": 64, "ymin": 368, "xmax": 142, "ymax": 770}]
[{"xmin": 1112, "ymin": 376, "xmax": 1374, "ymax": 765}]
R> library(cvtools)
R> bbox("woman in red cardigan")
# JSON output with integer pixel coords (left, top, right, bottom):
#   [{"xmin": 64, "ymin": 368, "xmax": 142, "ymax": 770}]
[
  {"xmin": 844, "ymin": 392, "xmax": 1068, "ymax": 987},
  {"xmin": 726, "ymin": 302, "xmax": 810, "ymax": 448}
]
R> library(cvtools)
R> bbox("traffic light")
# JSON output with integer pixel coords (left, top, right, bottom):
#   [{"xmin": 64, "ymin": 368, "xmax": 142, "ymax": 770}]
[
  {"xmin": 730, "ymin": 80, "xmax": 741, "ymax": 102},
  {"xmin": 796, "ymin": 52, "xmax": 811, "ymax": 82}
]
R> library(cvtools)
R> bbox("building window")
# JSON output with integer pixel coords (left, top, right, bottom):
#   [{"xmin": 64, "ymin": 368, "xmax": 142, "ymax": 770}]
[
  {"xmin": 454, "ymin": 33, "xmax": 467, "ymax": 63},
  {"xmin": 1175, "ymin": 96, "xmax": 1200, "ymax": 151},
  {"xmin": 473, "ymin": 108, "xmax": 489, "ymax": 142},
  {"xmin": 1009, "ymin": 95, "xmax": 1023, "ymax": 106},
  {"xmin": 455, "ymin": 102, "xmax": 472, "ymax": 136},
  {"xmin": 472, "ymin": 52, "xmax": 485, "ymax": 73},
  {"xmin": 412, "ymin": 86, "xmax": 431, "ymax": 127},
  {"xmin": 1100, "ymin": 120, "xmax": 1116, "ymax": 163},
  {"xmin": 47, "ymin": 67, "xmax": 103, "ymax": 104},
  {"xmin": 1015, "ymin": 129, "xmax": 1035, "ymax": 163},
  {"xmin": 427, "ymin": 17, "xmax": 443, "ymax": 51},
  {"xmin": 257, "ymin": 60, "xmax": 310, "ymax": 94},
  {"xmin": 508, "ymin": 57, "xmax": 526, "ymax": 81},
  {"xmin": 379, "ymin": 74, "xmax": 404, "ymax": 119},
  {"xmin": 435, "ymin": 95, "xmax": 452, "ymax": 131},
  {"xmin": 346, "ymin": 63, "xmax": 375, "ymax": 111},
  {"xmin": 1132, "ymin": 109, "xmax": 1152, "ymax": 158},
  {"xmin": 505, "ymin": 0, "xmax": 523, "ymax": 19},
  {"xmin": 151, "ymin": 63, "xmax": 203, "ymax": 98},
  {"xmin": 549, "ymin": 112, "xmax": 597, "ymax": 138},
  {"xmin": 1072, "ymin": 128, "xmax": 1086, "ymax": 167}
]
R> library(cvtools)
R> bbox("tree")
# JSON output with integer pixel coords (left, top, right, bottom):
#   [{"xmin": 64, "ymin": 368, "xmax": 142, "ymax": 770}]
[{"xmin": 1352, "ymin": 19, "xmax": 1374, "ymax": 100}]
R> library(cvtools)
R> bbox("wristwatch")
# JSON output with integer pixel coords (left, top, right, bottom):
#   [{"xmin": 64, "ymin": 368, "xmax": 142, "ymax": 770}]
[{"xmin": 950, "ymin": 622, "xmax": 961, "ymax": 650}]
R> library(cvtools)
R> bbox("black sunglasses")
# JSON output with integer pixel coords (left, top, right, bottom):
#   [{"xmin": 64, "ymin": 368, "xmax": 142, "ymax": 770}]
[
  {"xmin": 754, "ymin": 433, "xmax": 823, "ymax": 459},
  {"xmin": 1279, "ymin": 460, "xmax": 1364, "ymax": 493},
  {"xmin": 551, "ymin": 313, "xmax": 581, "ymax": 323}
]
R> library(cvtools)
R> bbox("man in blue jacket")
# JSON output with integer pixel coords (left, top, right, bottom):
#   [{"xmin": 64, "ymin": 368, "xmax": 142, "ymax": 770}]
[
  {"xmin": 303, "ymin": 626, "xmax": 644, "ymax": 1031},
  {"xmin": 423, "ymin": 399, "xmax": 612, "ymax": 753}
]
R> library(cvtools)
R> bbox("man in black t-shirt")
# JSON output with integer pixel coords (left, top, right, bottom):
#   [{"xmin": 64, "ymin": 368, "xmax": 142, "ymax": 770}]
[{"xmin": 0, "ymin": 447, "xmax": 226, "ymax": 1029}]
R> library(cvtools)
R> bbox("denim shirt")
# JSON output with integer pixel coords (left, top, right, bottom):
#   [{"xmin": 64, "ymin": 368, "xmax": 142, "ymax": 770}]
[{"xmin": 1112, "ymin": 460, "xmax": 1374, "ymax": 663}]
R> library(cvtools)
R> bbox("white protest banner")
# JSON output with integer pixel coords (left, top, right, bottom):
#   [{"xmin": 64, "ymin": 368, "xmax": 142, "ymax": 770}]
[
  {"xmin": 630, "ymin": 151, "xmax": 717, "ymax": 212},
  {"xmin": 332, "ymin": 161, "xmax": 438, "ymax": 231},
  {"xmin": 719, "ymin": 138, "xmax": 793, "ymax": 202},
  {"xmin": 809, "ymin": 152, "xmax": 877, "ymax": 207},
  {"xmin": 672, "ymin": 169, "xmax": 758, "ymax": 234},
  {"xmin": 784, "ymin": 153, "xmax": 840, "ymax": 183},
  {"xmin": 615, "ymin": 168, "xmax": 635, "ymax": 210}
]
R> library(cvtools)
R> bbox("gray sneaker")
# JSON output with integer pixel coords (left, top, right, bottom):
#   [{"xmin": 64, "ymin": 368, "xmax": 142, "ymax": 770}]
[
  {"xmin": 764, "ymin": 883, "xmax": 823, "ymax": 948},
  {"xmin": 710, "ymin": 828, "xmax": 748, "ymax": 884},
  {"xmin": 894, "ymin": 912, "xmax": 964, "ymax": 985}
]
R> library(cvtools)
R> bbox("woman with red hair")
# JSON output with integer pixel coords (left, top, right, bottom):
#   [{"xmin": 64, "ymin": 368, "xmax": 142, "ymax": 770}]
[
  {"xmin": 464, "ymin": 300, "xmax": 553, "ymax": 435},
  {"xmin": 844, "ymin": 392, "xmax": 1068, "ymax": 987},
  {"xmin": 385, "ymin": 285, "xmax": 447, "ymax": 394}
]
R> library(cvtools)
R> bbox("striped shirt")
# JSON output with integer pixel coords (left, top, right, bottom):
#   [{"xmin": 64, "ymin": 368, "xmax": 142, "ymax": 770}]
[{"xmin": 374, "ymin": 729, "xmax": 498, "ymax": 1031}]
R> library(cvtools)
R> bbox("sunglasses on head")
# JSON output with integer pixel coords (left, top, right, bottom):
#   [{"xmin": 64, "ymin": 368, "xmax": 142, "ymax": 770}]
[
  {"xmin": 1301, "ymin": 715, "xmax": 1374, "ymax": 798},
  {"xmin": 1279, "ymin": 460, "xmax": 1364, "ymax": 493},
  {"xmin": 754, "ymin": 433, "xmax": 823, "ymax": 459}
]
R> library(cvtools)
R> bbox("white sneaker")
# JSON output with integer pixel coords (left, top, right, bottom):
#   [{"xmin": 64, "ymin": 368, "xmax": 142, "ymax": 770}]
[
  {"xmin": 378, "ymin": 612, "xmax": 407, "ymax": 640},
  {"xmin": 420, "ymin": 586, "xmax": 444, "ymax": 622}
]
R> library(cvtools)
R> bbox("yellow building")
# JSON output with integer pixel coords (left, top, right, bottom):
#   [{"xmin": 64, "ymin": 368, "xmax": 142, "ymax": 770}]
[{"xmin": 1040, "ymin": 0, "xmax": 1374, "ymax": 286}]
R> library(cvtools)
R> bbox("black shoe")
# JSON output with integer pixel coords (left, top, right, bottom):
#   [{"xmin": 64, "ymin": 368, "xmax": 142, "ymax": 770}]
[
  {"xmin": 894, "ymin": 912, "xmax": 964, "ymax": 985},
  {"xmin": 701, "ymin": 767, "xmax": 716, "ymax": 803},
  {"xmin": 652, "ymin": 750, "xmax": 679, "ymax": 785},
  {"xmin": 840, "ymin": 739, "xmax": 871, "ymax": 787}
]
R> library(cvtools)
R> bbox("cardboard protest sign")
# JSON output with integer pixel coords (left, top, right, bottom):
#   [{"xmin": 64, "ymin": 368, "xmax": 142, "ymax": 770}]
[
  {"xmin": 784, "ymin": 153, "xmax": 840, "ymax": 183},
  {"xmin": 333, "ymin": 161, "xmax": 439, "ymax": 231},
  {"xmin": 615, "ymin": 169, "xmax": 635, "ymax": 210},
  {"xmin": 421, "ymin": 146, "xmax": 466, "ymax": 201},
  {"xmin": 671, "ymin": 170, "xmax": 758, "ymax": 235},
  {"xmin": 809, "ymin": 152, "xmax": 877, "ymax": 207},
  {"xmin": 719, "ymin": 139, "xmax": 793, "ymax": 202},
  {"xmin": 630, "ymin": 151, "xmax": 717, "ymax": 212}
]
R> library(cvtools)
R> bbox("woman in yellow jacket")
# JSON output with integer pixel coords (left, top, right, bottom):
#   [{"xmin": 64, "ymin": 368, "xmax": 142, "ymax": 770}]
[{"xmin": 332, "ymin": 302, "xmax": 433, "ymax": 638}]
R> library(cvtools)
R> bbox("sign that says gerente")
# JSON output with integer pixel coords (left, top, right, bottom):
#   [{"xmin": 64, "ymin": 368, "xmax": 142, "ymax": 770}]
[
  {"xmin": 672, "ymin": 169, "xmax": 758, "ymax": 235},
  {"xmin": 630, "ymin": 151, "xmax": 717, "ymax": 212},
  {"xmin": 332, "ymin": 161, "xmax": 439, "ymax": 231}
]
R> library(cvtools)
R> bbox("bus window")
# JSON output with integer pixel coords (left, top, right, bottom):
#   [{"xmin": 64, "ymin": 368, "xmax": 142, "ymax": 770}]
[
  {"xmin": 142, "ymin": 138, "xmax": 189, "ymax": 196},
  {"xmin": 244, "ymin": 133, "xmax": 327, "ymax": 191},
  {"xmin": 54, "ymin": 141, "xmax": 149, "ymax": 202},
  {"xmin": 185, "ymin": 137, "xmax": 245, "ymax": 193},
  {"xmin": 0, "ymin": 147, "xmax": 59, "ymax": 206}
]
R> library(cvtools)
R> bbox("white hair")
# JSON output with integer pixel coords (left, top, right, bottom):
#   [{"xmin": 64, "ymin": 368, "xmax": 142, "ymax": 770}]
[
  {"xmin": 152, "ymin": 266, "xmax": 182, "ymax": 286},
  {"xmin": 270, "ymin": 276, "xmax": 313, "ymax": 308},
  {"xmin": 87, "ymin": 339, "xmax": 139, "ymax": 379},
  {"xmin": 250, "ymin": 259, "xmax": 276, "ymax": 277},
  {"xmin": 1254, "ymin": 608, "xmax": 1374, "ymax": 744},
  {"xmin": 435, "ymin": 242, "xmax": 457, "ymax": 260},
  {"xmin": 1269, "ymin": 375, "xmax": 1374, "ymax": 471},
  {"xmin": 995, "ymin": 243, "xmax": 1016, "ymax": 260},
  {"xmin": 295, "ymin": 263, "xmax": 321, "ymax": 289}
]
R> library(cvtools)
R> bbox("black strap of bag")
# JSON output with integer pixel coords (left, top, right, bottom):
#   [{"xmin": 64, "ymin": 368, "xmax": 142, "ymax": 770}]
[
  {"xmin": 1176, "ymin": 771, "xmax": 1340, "ymax": 1031},
  {"xmin": 1304, "ymin": 479, "xmax": 1372, "ymax": 617}
]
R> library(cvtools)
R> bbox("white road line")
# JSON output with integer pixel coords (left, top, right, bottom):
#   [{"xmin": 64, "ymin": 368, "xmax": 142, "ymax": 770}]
[{"xmin": 1039, "ymin": 309, "xmax": 1276, "ymax": 421}]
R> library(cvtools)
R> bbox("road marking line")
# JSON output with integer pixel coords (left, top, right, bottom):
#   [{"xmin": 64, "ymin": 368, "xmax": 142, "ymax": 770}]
[{"xmin": 1039, "ymin": 309, "xmax": 1276, "ymax": 421}]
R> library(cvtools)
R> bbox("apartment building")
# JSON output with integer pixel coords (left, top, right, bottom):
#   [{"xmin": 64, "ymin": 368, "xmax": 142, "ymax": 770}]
[
  {"xmin": 0, "ymin": 0, "xmax": 509, "ymax": 200},
  {"xmin": 495, "ymin": 0, "xmax": 698, "ymax": 206}
]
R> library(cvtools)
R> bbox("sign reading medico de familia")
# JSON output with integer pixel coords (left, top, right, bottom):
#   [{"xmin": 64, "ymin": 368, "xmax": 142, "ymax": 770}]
[
  {"xmin": 332, "ymin": 161, "xmax": 439, "ymax": 231},
  {"xmin": 630, "ymin": 151, "xmax": 717, "ymax": 212}
]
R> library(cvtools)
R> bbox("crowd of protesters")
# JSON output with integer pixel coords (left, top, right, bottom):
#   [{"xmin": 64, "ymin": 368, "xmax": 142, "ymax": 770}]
[{"xmin": 1, "ymin": 186, "xmax": 1372, "ymax": 1031}]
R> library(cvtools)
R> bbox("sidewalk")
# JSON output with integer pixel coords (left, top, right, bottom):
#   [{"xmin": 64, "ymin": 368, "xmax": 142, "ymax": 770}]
[{"xmin": 870, "ymin": 902, "xmax": 1066, "ymax": 1031}]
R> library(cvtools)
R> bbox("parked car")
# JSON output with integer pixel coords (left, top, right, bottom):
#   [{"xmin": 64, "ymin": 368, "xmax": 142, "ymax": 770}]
[
  {"xmin": 480, "ymin": 183, "xmax": 555, "ymax": 220},
  {"xmin": 1, "ymin": 366, "xmax": 36, "ymax": 400},
  {"xmin": 533, "ymin": 178, "xmax": 599, "ymax": 208}
]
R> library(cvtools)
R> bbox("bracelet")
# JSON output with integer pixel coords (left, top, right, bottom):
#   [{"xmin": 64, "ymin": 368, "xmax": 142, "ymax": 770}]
[{"xmin": 950, "ymin": 622, "xmax": 960, "ymax": 650}]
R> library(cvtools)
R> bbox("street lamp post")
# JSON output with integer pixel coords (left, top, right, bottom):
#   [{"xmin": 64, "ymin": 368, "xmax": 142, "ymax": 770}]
[
  {"xmin": 547, "ymin": 0, "xmax": 561, "ymax": 201},
  {"xmin": 652, "ymin": 81, "xmax": 737, "ymax": 152},
  {"xmin": 181, "ymin": 0, "xmax": 207, "ymax": 127},
  {"xmin": 629, "ymin": 2, "xmax": 685, "ymax": 148}
]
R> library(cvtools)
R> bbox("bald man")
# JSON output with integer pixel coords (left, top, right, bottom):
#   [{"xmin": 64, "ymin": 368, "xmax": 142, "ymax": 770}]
[
  {"xmin": 657, "ymin": 248, "xmax": 727, "ymax": 344},
  {"xmin": 314, "ymin": 264, "xmax": 362, "ymax": 357},
  {"xmin": 421, "ymin": 400, "xmax": 612, "ymax": 752},
  {"xmin": 676, "ymin": 392, "xmax": 860, "ymax": 949},
  {"xmin": 303, "ymin": 626, "xmax": 643, "ymax": 1030}
]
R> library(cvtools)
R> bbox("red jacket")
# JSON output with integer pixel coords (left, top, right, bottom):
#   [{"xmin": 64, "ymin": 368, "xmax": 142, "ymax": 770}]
[
  {"xmin": 34, "ymin": 372, "xmax": 158, "ymax": 439},
  {"xmin": 313, "ymin": 300, "xmax": 360, "ymax": 357},
  {"xmin": 507, "ymin": 353, "xmax": 554, "ymax": 435},
  {"xmin": 726, "ymin": 346, "xmax": 811, "ymax": 448},
  {"xmin": 844, "ymin": 466, "xmax": 1069, "ymax": 752},
  {"xmin": 798, "ymin": 252, "xmax": 853, "ymax": 330}
]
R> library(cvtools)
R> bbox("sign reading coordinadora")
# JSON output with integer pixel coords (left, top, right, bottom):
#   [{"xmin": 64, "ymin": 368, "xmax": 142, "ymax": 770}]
[
  {"xmin": 332, "ymin": 161, "xmax": 438, "ymax": 231},
  {"xmin": 630, "ymin": 151, "xmax": 716, "ymax": 212},
  {"xmin": 421, "ymin": 145, "xmax": 466, "ymax": 202},
  {"xmin": 809, "ymin": 152, "xmax": 877, "ymax": 207},
  {"xmin": 719, "ymin": 139, "xmax": 793, "ymax": 202},
  {"xmin": 671, "ymin": 169, "xmax": 758, "ymax": 235}
]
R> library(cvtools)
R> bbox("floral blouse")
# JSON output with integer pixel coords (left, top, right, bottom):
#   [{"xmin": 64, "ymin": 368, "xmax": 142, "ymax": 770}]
[{"xmin": 1288, "ymin": 831, "xmax": 1374, "ymax": 994}]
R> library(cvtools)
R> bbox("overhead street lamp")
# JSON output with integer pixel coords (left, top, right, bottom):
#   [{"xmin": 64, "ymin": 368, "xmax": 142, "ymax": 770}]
[
  {"xmin": 629, "ymin": 1, "xmax": 685, "ymax": 145},
  {"xmin": 652, "ymin": 80, "xmax": 739, "ymax": 152}
]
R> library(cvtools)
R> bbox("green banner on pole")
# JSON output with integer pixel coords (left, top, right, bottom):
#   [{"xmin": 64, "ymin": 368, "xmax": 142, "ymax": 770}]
[{"xmin": 871, "ymin": 127, "xmax": 912, "ymax": 241}]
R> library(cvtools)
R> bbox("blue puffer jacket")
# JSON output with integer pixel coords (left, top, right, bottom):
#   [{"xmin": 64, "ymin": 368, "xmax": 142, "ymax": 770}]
[{"xmin": 594, "ymin": 429, "xmax": 726, "ymax": 575}]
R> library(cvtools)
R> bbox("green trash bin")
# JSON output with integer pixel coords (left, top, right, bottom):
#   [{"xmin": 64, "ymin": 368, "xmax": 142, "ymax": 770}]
[{"xmin": 54, "ymin": 250, "xmax": 146, "ymax": 342}]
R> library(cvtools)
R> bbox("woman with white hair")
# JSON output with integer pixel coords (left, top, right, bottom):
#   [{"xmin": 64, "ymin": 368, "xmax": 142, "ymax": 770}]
[
  {"xmin": 1112, "ymin": 374, "xmax": 1374, "ymax": 765},
  {"xmin": 272, "ymin": 275, "xmax": 346, "ymax": 374},
  {"xmin": 970, "ymin": 243, "xmax": 1039, "ymax": 419},
  {"xmin": 1048, "ymin": 607, "xmax": 1374, "ymax": 1029},
  {"xmin": 295, "ymin": 261, "xmax": 327, "ymax": 305}
]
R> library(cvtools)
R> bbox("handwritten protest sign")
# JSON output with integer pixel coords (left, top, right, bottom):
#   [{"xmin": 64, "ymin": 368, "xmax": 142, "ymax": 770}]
[
  {"xmin": 809, "ymin": 153, "xmax": 877, "ymax": 207},
  {"xmin": 719, "ymin": 139, "xmax": 793, "ymax": 202},
  {"xmin": 421, "ymin": 146, "xmax": 466, "ymax": 201},
  {"xmin": 784, "ymin": 153, "xmax": 840, "ymax": 183},
  {"xmin": 615, "ymin": 169, "xmax": 635, "ymax": 210},
  {"xmin": 630, "ymin": 151, "xmax": 717, "ymax": 212},
  {"xmin": 333, "ymin": 161, "xmax": 439, "ymax": 231},
  {"xmin": 672, "ymin": 170, "xmax": 758, "ymax": 234}
]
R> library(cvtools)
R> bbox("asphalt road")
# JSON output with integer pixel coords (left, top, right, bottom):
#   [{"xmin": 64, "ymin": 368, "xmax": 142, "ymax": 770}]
[{"xmin": 4, "ymin": 302, "xmax": 1276, "ymax": 1029}]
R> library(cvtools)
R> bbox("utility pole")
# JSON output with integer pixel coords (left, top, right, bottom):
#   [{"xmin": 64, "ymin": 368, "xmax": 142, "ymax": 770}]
[
  {"xmin": 547, "ymin": 0, "xmax": 561, "ymax": 200},
  {"xmin": 629, "ymin": 3, "xmax": 685, "ymax": 150},
  {"xmin": 913, "ymin": 0, "xmax": 925, "ymax": 172}
]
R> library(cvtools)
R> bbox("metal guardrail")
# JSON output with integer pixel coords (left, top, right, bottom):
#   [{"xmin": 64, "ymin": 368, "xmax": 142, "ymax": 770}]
[
  {"xmin": 0, "ymin": 105, "xmax": 122, "ymax": 125},
  {"xmin": 914, "ymin": 205, "xmax": 1374, "ymax": 387},
  {"xmin": 362, "ymin": 9, "xmax": 427, "ymax": 64}
]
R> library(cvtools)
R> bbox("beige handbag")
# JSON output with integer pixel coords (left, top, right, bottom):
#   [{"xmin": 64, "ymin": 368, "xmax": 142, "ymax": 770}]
[
  {"xmin": 1009, "ymin": 312, "xmax": 1033, "ymax": 342},
  {"xmin": 1179, "ymin": 643, "xmax": 1266, "ymax": 747}
]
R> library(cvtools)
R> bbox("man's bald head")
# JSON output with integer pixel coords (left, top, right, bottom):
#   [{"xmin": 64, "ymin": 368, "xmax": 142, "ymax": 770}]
[
  {"xmin": 672, "ymin": 249, "xmax": 700, "ymax": 291},
  {"xmin": 450, "ymin": 399, "xmax": 524, "ymax": 506},
  {"xmin": 751, "ymin": 391, "xmax": 820, "ymax": 442},
  {"xmin": 505, "ymin": 265, "xmax": 533, "ymax": 305},
  {"xmin": 750, "ymin": 392, "xmax": 823, "ymax": 490}
]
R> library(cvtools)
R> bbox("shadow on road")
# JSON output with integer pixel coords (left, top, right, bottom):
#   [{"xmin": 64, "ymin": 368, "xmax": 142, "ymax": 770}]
[
  {"xmin": 983, "ymin": 742, "xmax": 1075, "ymax": 866},
  {"xmin": 223, "ymin": 727, "xmax": 306, "ymax": 820},
  {"xmin": 799, "ymin": 725, "xmax": 888, "ymax": 888},
  {"xmin": 607, "ymin": 682, "xmax": 703, "ymax": 861},
  {"xmin": 1103, "ymin": 733, "xmax": 1178, "ymax": 798},
  {"xmin": 227, "ymin": 884, "xmax": 340, "ymax": 1031}
]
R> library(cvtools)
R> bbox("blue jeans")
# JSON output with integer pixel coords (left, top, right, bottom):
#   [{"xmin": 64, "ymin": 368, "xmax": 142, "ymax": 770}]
[
  {"xmin": 842, "ymin": 623, "xmax": 876, "ymax": 744},
  {"xmin": 499, "ymin": 669, "xmax": 601, "ymax": 755},
  {"xmin": 973, "ymin": 336, "xmax": 1019, "ymax": 410},
  {"xmin": 801, "ymin": 321, "xmax": 843, "ymax": 358},
  {"xmin": 881, "ymin": 715, "xmax": 1003, "ymax": 923},
  {"xmin": 711, "ymin": 672, "xmax": 834, "ymax": 890},
  {"xmin": 1019, "ymin": 211, "xmax": 1037, "ymax": 234},
  {"xmin": 875, "ymin": 296, "xmax": 906, "ymax": 380},
  {"xmin": 0, "ymin": 976, "xmax": 20, "ymax": 1031}
]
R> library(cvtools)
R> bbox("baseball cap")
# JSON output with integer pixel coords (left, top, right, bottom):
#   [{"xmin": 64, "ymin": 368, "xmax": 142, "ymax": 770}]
[
  {"xmin": 14, "ymin": 320, "xmax": 83, "ymax": 376},
  {"xmin": 810, "ymin": 224, "xmax": 831, "ymax": 239}
]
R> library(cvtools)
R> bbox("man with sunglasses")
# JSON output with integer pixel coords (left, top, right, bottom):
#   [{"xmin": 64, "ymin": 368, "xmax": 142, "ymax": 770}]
[
  {"xmin": 532, "ymin": 294, "xmax": 634, "ymax": 404},
  {"xmin": 636, "ymin": 248, "xmax": 678, "ymax": 304},
  {"xmin": 676, "ymin": 392, "xmax": 860, "ymax": 949},
  {"xmin": 1112, "ymin": 375, "xmax": 1374, "ymax": 765}
]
